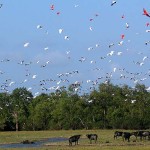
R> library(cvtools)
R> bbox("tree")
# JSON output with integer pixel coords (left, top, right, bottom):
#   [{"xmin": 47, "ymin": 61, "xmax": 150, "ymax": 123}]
[
  {"xmin": 0, "ymin": 93, "xmax": 11, "ymax": 130},
  {"xmin": 10, "ymin": 87, "xmax": 33, "ymax": 131}
]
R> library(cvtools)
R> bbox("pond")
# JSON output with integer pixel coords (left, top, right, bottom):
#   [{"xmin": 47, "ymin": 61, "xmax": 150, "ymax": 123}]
[{"xmin": 0, "ymin": 137, "xmax": 68, "ymax": 148}]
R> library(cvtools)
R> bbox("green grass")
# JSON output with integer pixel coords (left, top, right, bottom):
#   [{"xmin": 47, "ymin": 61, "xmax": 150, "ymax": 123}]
[{"xmin": 0, "ymin": 130, "xmax": 149, "ymax": 150}]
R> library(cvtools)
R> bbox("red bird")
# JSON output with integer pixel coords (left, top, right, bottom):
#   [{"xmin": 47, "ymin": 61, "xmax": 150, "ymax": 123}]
[
  {"xmin": 50, "ymin": 4, "xmax": 54, "ymax": 10},
  {"xmin": 143, "ymin": 8, "xmax": 150, "ymax": 17},
  {"xmin": 146, "ymin": 22, "xmax": 150, "ymax": 27},
  {"xmin": 121, "ymin": 34, "xmax": 125, "ymax": 39}
]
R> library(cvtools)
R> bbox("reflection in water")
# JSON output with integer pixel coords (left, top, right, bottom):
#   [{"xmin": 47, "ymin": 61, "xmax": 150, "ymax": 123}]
[{"xmin": 0, "ymin": 137, "xmax": 68, "ymax": 148}]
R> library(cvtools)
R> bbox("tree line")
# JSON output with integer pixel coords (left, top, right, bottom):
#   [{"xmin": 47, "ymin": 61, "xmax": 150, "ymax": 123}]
[{"xmin": 0, "ymin": 82, "xmax": 150, "ymax": 131}]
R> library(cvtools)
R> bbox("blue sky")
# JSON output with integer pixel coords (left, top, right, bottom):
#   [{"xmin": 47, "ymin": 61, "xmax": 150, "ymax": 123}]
[{"xmin": 0, "ymin": 0, "xmax": 150, "ymax": 96}]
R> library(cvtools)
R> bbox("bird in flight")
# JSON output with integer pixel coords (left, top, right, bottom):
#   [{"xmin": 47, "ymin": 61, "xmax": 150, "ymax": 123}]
[
  {"xmin": 111, "ymin": 1, "xmax": 116, "ymax": 6},
  {"xmin": 0, "ymin": 4, "xmax": 3, "ymax": 8},
  {"xmin": 50, "ymin": 4, "xmax": 54, "ymax": 10},
  {"xmin": 143, "ymin": 8, "xmax": 150, "ymax": 17}
]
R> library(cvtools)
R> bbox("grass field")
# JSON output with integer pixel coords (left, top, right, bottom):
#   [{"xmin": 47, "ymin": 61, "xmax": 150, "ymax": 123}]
[{"xmin": 0, "ymin": 130, "xmax": 149, "ymax": 150}]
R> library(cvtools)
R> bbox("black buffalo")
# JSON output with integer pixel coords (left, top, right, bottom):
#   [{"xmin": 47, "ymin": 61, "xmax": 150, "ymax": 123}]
[
  {"xmin": 122, "ymin": 132, "xmax": 132, "ymax": 142},
  {"xmin": 86, "ymin": 134, "xmax": 98, "ymax": 144},
  {"xmin": 114, "ymin": 131, "xmax": 123, "ymax": 139},
  {"xmin": 132, "ymin": 131, "xmax": 150, "ymax": 141},
  {"xmin": 69, "ymin": 135, "xmax": 81, "ymax": 146}
]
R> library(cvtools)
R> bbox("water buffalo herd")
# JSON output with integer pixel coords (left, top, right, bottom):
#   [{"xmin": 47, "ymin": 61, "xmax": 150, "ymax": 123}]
[
  {"xmin": 114, "ymin": 130, "xmax": 150, "ymax": 142},
  {"xmin": 69, "ymin": 130, "xmax": 150, "ymax": 146}
]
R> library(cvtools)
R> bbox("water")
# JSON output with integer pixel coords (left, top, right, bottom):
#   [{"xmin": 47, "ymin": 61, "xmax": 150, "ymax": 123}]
[{"xmin": 0, "ymin": 137, "xmax": 68, "ymax": 148}]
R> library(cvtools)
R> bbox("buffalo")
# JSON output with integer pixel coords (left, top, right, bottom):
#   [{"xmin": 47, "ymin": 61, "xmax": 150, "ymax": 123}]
[
  {"xmin": 114, "ymin": 131, "xmax": 123, "ymax": 139},
  {"xmin": 69, "ymin": 135, "xmax": 81, "ymax": 146},
  {"xmin": 122, "ymin": 132, "xmax": 132, "ymax": 142},
  {"xmin": 86, "ymin": 134, "xmax": 98, "ymax": 144},
  {"xmin": 132, "ymin": 131, "xmax": 150, "ymax": 141}
]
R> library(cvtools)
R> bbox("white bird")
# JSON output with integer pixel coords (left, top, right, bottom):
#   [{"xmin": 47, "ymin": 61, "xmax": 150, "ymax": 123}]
[
  {"xmin": 88, "ymin": 47, "xmax": 93, "ymax": 51},
  {"xmin": 131, "ymin": 100, "xmax": 136, "ymax": 103},
  {"xmin": 113, "ymin": 67, "xmax": 117, "ymax": 72},
  {"xmin": 66, "ymin": 51, "xmax": 70, "ymax": 54},
  {"xmin": 87, "ymin": 80, "xmax": 91, "ymax": 83},
  {"xmin": 146, "ymin": 30, "xmax": 150, "ymax": 32},
  {"xmin": 117, "ymin": 52, "xmax": 122, "ymax": 55},
  {"xmin": 95, "ymin": 44, "xmax": 100, "ymax": 47},
  {"xmin": 64, "ymin": 36, "xmax": 69, "ymax": 40},
  {"xmin": 32, "ymin": 75, "xmax": 37, "ymax": 79},
  {"xmin": 143, "ymin": 56, "xmax": 148, "ymax": 61},
  {"xmin": 59, "ymin": 28, "xmax": 63, "ymax": 34},
  {"xmin": 46, "ymin": 61, "xmax": 50, "ymax": 64},
  {"xmin": 37, "ymin": 25, "xmax": 43, "ymax": 29},
  {"xmin": 126, "ymin": 23, "xmax": 129, "ymax": 28},
  {"xmin": 74, "ymin": 4, "xmax": 79, "ymax": 8},
  {"xmin": 34, "ymin": 92, "xmax": 39, "ymax": 97},
  {"xmin": 146, "ymin": 87, "xmax": 150, "ymax": 91},
  {"xmin": 109, "ymin": 43, "xmax": 114, "ymax": 48},
  {"xmin": 111, "ymin": 0, "xmax": 117, "ymax": 6},
  {"xmin": 24, "ymin": 79, "xmax": 28, "ymax": 82},
  {"xmin": 90, "ymin": 60, "xmax": 96, "ymax": 64},
  {"xmin": 118, "ymin": 41, "xmax": 123, "ymax": 46},
  {"xmin": 107, "ymin": 51, "xmax": 114, "ymax": 56},
  {"xmin": 44, "ymin": 47, "xmax": 49, "ymax": 50},
  {"xmin": 145, "ymin": 41, "xmax": 150, "ymax": 45},
  {"xmin": 24, "ymin": 42, "xmax": 29, "ymax": 47},
  {"xmin": 89, "ymin": 26, "xmax": 93, "ymax": 31},
  {"xmin": 139, "ymin": 62, "xmax": 144, "ymax": 66},
  {"xmin": 9, "ymin": 81, "xmax": 15, "ymax": 86},
  {"xmin": 27, "ymin": 87, "xmax": 32, "ymax": 91},
  {"xmin": 57, "ymin": 80, "xmax": 61, "ymax": 85}
]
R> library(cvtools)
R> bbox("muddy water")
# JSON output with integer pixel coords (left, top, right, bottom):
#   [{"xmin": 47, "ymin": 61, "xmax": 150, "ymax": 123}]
[{"xmin": 0, "ymin": 137, "xmax": 68, "ymax": 148}]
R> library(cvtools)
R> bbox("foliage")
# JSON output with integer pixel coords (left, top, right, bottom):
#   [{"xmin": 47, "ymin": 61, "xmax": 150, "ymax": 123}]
[{"xmin": 0, "ymin": 83, "xmax": 150, "ymax": 131}]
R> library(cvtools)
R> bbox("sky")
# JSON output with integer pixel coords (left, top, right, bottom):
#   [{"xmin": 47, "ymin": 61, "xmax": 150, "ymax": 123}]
[{"xmin": 0, "ymin": 0, "xmax": 150, "ymax": 96}]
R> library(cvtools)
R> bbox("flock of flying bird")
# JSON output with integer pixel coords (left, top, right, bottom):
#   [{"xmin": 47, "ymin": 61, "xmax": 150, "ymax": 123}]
[{"xmin": 0, "ymin": 1, "xmax": 150, "ymax": 97}]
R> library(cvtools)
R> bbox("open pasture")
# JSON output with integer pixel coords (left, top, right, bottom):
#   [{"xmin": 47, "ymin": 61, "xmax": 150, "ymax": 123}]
[{"xmin": 0, "ymin": 130, "xmax": 149, "ymax": 150}]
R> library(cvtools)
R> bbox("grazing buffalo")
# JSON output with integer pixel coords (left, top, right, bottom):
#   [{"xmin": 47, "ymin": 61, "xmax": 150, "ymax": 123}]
[
  {"xmin": 122, "ymin": 132, "xmax": 132, "ymax": 142},
  {"xmin": 69, "ymin": 135, "xmax": 81, "ymax": 146},
  {"xmin": 132, "ymin": 131, "xmax": 150, "ymax": 141},
  {"xmin": 86, "ymin": 134, "xmax": 98, "ymax": 144},
  {"xmin": 114, "ymin": 131, "xmax": 123, "ymax": 139},
  {"xmin": 132, "ymin": 131, "xmax": 143, "ymax": 140}
]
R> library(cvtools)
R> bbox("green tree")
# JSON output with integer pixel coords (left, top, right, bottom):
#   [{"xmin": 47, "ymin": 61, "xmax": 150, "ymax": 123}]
[{"xmin": 10, "ymin": 87, "xmax": 33, "ymax": 131}]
